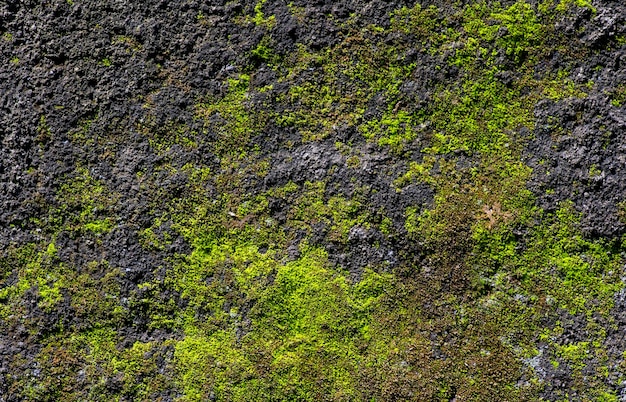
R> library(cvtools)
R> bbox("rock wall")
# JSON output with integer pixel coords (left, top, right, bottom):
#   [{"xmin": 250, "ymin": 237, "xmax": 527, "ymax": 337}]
[{"xmin": 1, "ymin": 0, "xmax": 626, "ymax": 400}]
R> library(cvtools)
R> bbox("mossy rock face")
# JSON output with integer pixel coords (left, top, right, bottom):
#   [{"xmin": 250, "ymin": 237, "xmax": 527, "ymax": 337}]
[{"xmin": 2, "ymin": 0, "xmax": 626, "ymax": 400}]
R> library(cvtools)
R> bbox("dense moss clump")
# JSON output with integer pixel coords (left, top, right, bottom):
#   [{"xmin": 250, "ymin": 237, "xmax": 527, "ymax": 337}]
[{"xmin": 2, "ymin": 0, "xmax": 626, "ymax": 400}]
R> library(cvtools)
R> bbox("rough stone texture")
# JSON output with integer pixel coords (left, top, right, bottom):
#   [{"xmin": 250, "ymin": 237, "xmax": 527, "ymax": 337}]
[{"xmin": 2, "ymin": 0, "xmax": 626, "ymax": 400}]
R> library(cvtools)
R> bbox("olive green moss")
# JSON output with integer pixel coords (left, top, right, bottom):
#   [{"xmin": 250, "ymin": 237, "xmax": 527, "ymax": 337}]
[
  {"xmin": 0, "ymin": 166, "xmax": 175, "ymax": 400},
  {"xmin": 172, "ymin": 245, "xmax": 392, "ymax": 401},
  {"xmin": 3, "ymin": 0, "xmax": 625, "ymax": 400},
  {"xmin": 1, "ymin": 168, "xmax": 120, "ymax": 318},
  {"xmin": 159, "ymin": 1, "xmax": 622, "ymax": 399},
  {"xmin": 196, "ymin": 73, "xmax": 268, "ymax": 159}
]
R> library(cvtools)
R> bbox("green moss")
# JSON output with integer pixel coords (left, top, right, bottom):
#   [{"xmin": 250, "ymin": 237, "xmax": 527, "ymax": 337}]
[
  {"xmin": 137, "ymin": 147, "xmax": 391, "ymax": 400},
  {"xmin": 404, "ymin": 206, "xmax": 420, "ymax": 235},
  {"xmin": 390, "ymin": 4, "xmax": 439, "ymax": 37},
  {"xmin": 68, "ymin": 113, "xmax": 97, "ymax": 145},
  {"xmin": 112, "ymin": 35, "xmax": 142, "ymax": 52},
  {"xmin": 556, "ymin": 341, "xmax": 589, "ymax": 369},
  {"xmin": 597, "ymin": 392, "xmax": 619, "ymax": 402},
  {"xmin": 175, "ymin": 330, "xmax": 256, "ymax": 401},
  {"xmin": 608, "ymin": 83, "xmax": 626, "ymax": 107},
  {"xmin": 196, "ymin": 73, "xmax": 267, "ymax": 158},
  {"xmin": 271, "ymin": 25, "xmax": 415, "ymax": 143},
  {"xmin": 28, "ymin": 327, "xmax": 173, "ymax": 401},
  {"xmin": 36, "ymin": 115, "xmax": 52, "ymax": 144},
  {"xmin": 251, "ymin": 0, "xmax": 275, "ymax": 28},
  {"xmin": 139, "ymin": 118, "xmax": 200, "ymax": 155},
  {"xmin": 161, "ymin": 1, "xmax": 622, "ymax": 398},
  {"xmin": 250, "ymin": 41, "xmax": 276, "ymax": 65},
  {"xmin": 139, "ymin": 227, "xmax": 166, "ymax": 251},
  {"xmin": 360, "ymin": 110, "xmax": 418, "ymax": 153},
  {"xmin": 556, "ymin": 0, "xmax": 597, "ymax": 13},
  {"xmin": 46, "ymin": 167, "xmax": 120, "ymax": 235},
  {"xmin": 0, "ymin": 244, "xmax": 65, "ymax": 314},
  {"xmin": 46, "ymin": 241, "xmax": 57, "ymax": 257},
  {"xmin": 172, "ymin": 243, "xmax": 392, "ymax": 401},
  {"xmin": 288, "ymin": 181, "xmax": 370, "ymax": 243},
  {"xmin": 542, "ymin": 69, "xmax": 591, "ymax": 100},
  {"xmin": 379, "ymin": 216, "xmax": 393, "ymax": 236},
  {"xmin": 470, "ymin": 202, "xmax": 622, "ymax": 397},
  {"xmin": 589, "ymin": 163, "xmax": 602, "ymax": 178},
  {"xmin": 84, "ymin": 219, "xmax": 113, "ymax": 234},
  {"xmin": 31, "ymin": 0, "xmax": 619, "ymax": 399}
]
